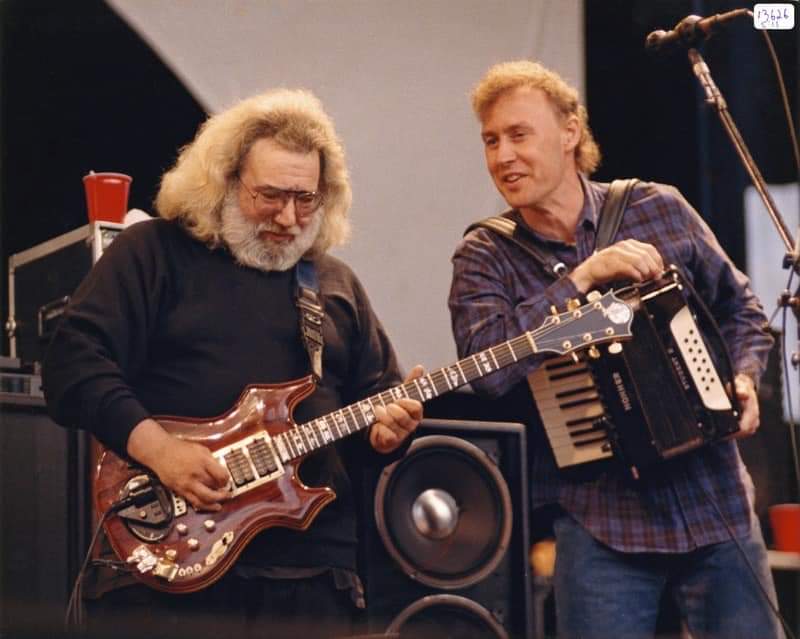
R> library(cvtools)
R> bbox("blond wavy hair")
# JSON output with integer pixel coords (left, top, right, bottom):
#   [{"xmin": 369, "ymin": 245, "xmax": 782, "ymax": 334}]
[
  {"xmin": 156, "ymin": 88, "xmax": 351, "ymax": 254},
  {"xmin": 471, "ymin": 60, "xmax": 601, "ymax": 174}
]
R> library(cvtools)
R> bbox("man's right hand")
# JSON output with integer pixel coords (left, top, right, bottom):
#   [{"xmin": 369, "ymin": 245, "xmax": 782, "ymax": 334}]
[
  {"xmin": 569, "ymin": 239, "xmax": 664, "ymax": 293},
  {"xmin": 126, "ymin": 418, "xmax": 231, "ymax": 511}
]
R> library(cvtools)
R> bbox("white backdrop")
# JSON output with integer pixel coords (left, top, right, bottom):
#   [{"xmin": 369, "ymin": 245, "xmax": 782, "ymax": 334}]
[{"xmin": 107, "ymin": 0, "xmax": 584, "ymax": 373}]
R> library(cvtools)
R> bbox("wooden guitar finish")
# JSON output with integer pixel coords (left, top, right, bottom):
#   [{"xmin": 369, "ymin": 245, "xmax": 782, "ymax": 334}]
[
  {"xmin": 93, "ymin": 288, "xmax": 636, "ymax": 594},
  {"xmin": 94, "ymin": 377, "xmax": 334, "ymax": 594}
]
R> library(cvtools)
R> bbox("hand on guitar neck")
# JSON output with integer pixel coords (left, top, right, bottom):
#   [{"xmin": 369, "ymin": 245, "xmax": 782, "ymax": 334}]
[
  {"xmin": 369, "ymin": 364, "xmax": 425, "ymax": 453},
  {"xmin": 127, "ymin": 418, "xmax": 231, "ymax": 512}
]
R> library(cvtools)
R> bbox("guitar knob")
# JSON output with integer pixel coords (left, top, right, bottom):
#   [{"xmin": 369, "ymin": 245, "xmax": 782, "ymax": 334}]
[
  {"xmin": 176, "ymin": 523, "xmax": 188, "ymax": 535},
  {"xmin": 204, "ymin": 519, "xmax": 216, "ymax": 532},
  {"xmin": 165, "ymin": 549, "xmax": 178, "ymax": 561},
  {"xmin": 187, "ymin": 538, "xmax": 200, "ymax": 551}
]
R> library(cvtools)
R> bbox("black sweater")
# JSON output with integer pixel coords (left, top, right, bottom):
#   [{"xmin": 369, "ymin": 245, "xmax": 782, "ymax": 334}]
[{"xmin": 43, "ymin": 218, "xmax": 404, "ymax": 577}]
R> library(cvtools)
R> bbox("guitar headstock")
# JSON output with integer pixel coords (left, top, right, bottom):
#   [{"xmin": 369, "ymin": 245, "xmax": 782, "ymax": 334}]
[{"xmin": 533, "ymin": 290, "xmax": 634, "ymax": 356}]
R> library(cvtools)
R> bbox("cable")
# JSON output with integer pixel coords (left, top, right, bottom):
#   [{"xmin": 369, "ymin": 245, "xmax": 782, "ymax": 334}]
[
  {"xmin": 778, "ymin": 267, "xmax": 800, "ymax": 500},
  {"xmin": 759, "ymin": 29, "xmax": 800, "ymax": 179},
  {"xmin": 64, "ymin": 497, "xmax": 137, "ymax": 631},
  {"xmin": 64, "ymin": 511, "xmax": 109, "ymax": 630}
]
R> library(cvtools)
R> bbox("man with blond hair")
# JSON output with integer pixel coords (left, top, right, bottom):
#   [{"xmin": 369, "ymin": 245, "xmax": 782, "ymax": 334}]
[
  {"xmin": 44, "ymin": 88, "xmax": 422, "ymax": 638},
  {"xmin": 449, "ymin": 60, "xmax": 783, "ymax": 638}
]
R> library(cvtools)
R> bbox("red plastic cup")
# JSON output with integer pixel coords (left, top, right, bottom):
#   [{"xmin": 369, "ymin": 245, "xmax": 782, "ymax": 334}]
[
  {"xmin": 769, "ymin": 503, "xmax": 800, "ymax": 553},
  {"xmin": 82, "ymin": 172, "xmax": 132, "ymax": 223}
]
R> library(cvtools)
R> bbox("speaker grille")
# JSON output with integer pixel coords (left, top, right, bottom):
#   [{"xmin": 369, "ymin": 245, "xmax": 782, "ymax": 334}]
[{"xmin": 374, "ymin": 435, "xmax": 512, "ymax": 590}]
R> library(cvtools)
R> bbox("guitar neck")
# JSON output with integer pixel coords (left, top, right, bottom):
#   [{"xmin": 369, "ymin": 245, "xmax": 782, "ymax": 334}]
[
  {"xmin": 273, "ymin": 328, "xmax": 544, "ymax": 463},
  {"xmin": 270, "ymin": 288, "xmax": 633, "ymax": 464}
]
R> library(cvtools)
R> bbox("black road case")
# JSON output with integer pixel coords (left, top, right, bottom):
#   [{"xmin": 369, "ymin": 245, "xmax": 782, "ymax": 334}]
[{"xmin": 6, "ymin": 222, "xmax": 125, "ymax": 366}]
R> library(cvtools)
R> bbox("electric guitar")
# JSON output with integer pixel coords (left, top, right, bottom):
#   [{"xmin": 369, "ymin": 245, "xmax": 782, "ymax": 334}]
[{"xmin": 93, "ymin": 289, "xmax": 635, "ymax": 593}]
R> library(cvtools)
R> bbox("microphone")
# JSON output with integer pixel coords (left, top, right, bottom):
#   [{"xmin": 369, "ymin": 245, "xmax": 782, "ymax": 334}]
[{"xmin": 645, "ymin": 8, "xmax": 750, "ymax": 52}]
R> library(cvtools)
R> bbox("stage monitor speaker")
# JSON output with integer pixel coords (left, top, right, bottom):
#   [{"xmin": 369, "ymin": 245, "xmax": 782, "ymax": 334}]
[{"xmin": 360, "ymin": 418, "xmax": 532, "ymax": 639}]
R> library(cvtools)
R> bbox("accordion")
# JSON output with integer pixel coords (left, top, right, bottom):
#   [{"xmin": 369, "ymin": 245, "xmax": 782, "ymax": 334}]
[{"xmin": 528, "ymin": 268, "xmax": 741, "ymax": 479}]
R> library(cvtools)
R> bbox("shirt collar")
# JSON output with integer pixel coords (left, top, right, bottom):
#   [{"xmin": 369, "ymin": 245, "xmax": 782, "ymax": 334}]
[{"xmin": 509, "ymin": 173, "xmax": 605, "ymax": 244}]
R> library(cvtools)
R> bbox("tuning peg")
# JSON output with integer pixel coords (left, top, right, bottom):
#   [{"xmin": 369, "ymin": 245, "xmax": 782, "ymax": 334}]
[
  {"xmin": 570, "ymin": 351, "xmax": 581, "ymax": 364},
  {"xmin": 587, "ymin": 345, "xmax": 601, "ymax": 359},
  {"xmin": 566, "ymin": 298, "xmax": 580, "ymax": 312},
  {"xmin": 586, "ymin": 290, "xmax": 601, "ymax": 302},
  {"xmin": 608, "ymin": 342, "xmax": 623, "ymax": 355},
  {"xmin": 550, "ymin": 305, "xmax": 559, "ymax": 316}
]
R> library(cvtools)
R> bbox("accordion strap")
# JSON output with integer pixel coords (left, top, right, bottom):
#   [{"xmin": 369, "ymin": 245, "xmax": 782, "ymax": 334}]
[
  {"xmin": 595, "ymin": 178, "xmax": 638, "ymax": 250},
  {"xmin": 465, "ymin": 214, "xmax": 568, "ymax": 279},
  {"xmin": 465, "ymin": 178, "xmax": 639, "ymax": 280}
]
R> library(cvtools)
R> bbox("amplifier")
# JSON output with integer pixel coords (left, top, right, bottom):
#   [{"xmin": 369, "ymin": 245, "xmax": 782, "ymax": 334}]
[{"xmin": 5, "ymin": 222, "xmax": 125, "ymax": 365}]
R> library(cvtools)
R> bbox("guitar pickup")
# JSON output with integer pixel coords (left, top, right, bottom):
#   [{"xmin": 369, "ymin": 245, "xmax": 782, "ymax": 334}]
[{"xmin": 214, "ymin": 433, "xmax": 284, "ymax": 498}]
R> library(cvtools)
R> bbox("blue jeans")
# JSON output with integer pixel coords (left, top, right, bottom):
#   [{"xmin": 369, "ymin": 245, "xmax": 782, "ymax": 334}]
[{"xmin": 552, "ymin": 513, "xmax": 785, "ymax": 639}]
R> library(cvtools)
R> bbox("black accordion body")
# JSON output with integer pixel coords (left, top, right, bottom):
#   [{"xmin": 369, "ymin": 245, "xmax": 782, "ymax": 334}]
[{"xmin": 529, "ymin": 268, "xmax": 741, "ymax": 479}]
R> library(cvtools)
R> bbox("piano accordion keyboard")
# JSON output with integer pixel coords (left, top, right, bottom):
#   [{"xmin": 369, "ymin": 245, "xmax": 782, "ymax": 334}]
[{"xmin": 527, "ymin": 355, "xmax": 614, "ymax": 468}]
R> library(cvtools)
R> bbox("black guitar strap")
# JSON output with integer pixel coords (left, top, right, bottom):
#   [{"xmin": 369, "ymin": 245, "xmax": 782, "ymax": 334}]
[
  {"xmin": 465, "ymin": 178, "xmax": 639, "ymax": 280},
  {"xmin": 295, "ymin": 259, "xmax": 324, "ymax": 381}
]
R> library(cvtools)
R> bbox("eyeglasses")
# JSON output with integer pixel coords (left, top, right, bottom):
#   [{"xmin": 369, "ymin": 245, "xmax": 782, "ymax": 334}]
[{"xmin": 238, "ymin": 177, "xmax": 323, "ymax": 217}]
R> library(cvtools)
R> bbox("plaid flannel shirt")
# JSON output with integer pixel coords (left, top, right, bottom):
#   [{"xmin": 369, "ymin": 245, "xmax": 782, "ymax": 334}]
[{"xmin": 448, "ymin": 176, "xmax": 773, "ymax": 552}]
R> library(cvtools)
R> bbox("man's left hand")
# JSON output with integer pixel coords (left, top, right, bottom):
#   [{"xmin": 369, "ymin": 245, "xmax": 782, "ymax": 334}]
[
  {"xmin": 369, "ymin": 365, "xmax": 425, "ymax": 453},
  {"xmin": 732, "ymin": 373, "xmax": 760, "ymax": 439}
]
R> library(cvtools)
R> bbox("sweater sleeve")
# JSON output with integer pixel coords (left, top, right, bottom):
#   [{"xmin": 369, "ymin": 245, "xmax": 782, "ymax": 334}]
[{"xmin": 42, "ymin": 221, "xmax": 170, "ymax": 456}]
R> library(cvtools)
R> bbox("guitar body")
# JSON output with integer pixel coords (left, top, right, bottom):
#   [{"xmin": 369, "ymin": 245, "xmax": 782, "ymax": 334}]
[{"xmin": 94, "ymin": 376, "xmax": 336, "ymax": 594}]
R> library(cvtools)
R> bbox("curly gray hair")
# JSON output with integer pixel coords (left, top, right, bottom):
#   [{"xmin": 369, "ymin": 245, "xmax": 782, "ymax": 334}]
[{"xmin": 156, "ymin": 88, "xmax": 351, "ymax": 254}]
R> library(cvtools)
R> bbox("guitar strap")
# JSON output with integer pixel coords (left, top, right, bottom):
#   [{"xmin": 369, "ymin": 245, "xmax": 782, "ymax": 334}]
[
  {"xmin": 295, "ymin": 259, "xmax": 324, "ymax": 381},
  {"xmin": 465, "ymin": 178, "xmax": 639, "ymax": 280}
]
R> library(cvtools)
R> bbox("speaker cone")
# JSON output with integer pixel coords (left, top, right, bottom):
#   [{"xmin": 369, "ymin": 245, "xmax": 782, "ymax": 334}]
[
  {"xmin": 374, "ymin": 435, "xmax": 512, "ymax": 590},
  {"xmin": 386, "ymin": 594, "xmax": 509, "ymax": 639}
]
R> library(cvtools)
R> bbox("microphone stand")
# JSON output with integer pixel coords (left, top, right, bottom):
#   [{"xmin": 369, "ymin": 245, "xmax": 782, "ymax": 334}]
[
  {"xmin": 687, "ymin": 48, "xmax": 796, "ymax": 254},
  {"xmin": 685, "ymin": 46, "xmax": 800, "ymax": 499}
]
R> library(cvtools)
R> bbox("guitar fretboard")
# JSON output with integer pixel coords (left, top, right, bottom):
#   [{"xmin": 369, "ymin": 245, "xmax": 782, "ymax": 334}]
[{"xmin": 272, "ymin": 319, "xmax": 570, "ymax": 463}]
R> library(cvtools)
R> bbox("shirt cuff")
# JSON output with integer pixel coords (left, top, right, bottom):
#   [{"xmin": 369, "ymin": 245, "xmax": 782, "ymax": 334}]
[
  {"xmin": 542, "ymin": 277, "xmax": 582, "ymax": 315},
  {"xmin": 94, "ymin": 396, "xmax": 152, "ymax": 458}
]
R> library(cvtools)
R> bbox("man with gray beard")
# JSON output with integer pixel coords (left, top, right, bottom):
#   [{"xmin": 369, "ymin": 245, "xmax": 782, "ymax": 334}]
[{"xmin": 43, "ymin": 89, "xmax": 423, "ymax": 639}]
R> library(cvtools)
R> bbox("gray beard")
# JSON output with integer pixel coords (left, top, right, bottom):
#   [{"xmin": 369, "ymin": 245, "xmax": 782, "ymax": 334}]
[{"xmin": 220, "ymin": 192, "xmax": 322, "ymax": 272}]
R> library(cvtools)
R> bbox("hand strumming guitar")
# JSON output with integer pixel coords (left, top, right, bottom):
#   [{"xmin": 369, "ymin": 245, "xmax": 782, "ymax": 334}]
[{"xmin": 126, "ymin": 418, "xmax": 231, "ymax": 511}]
